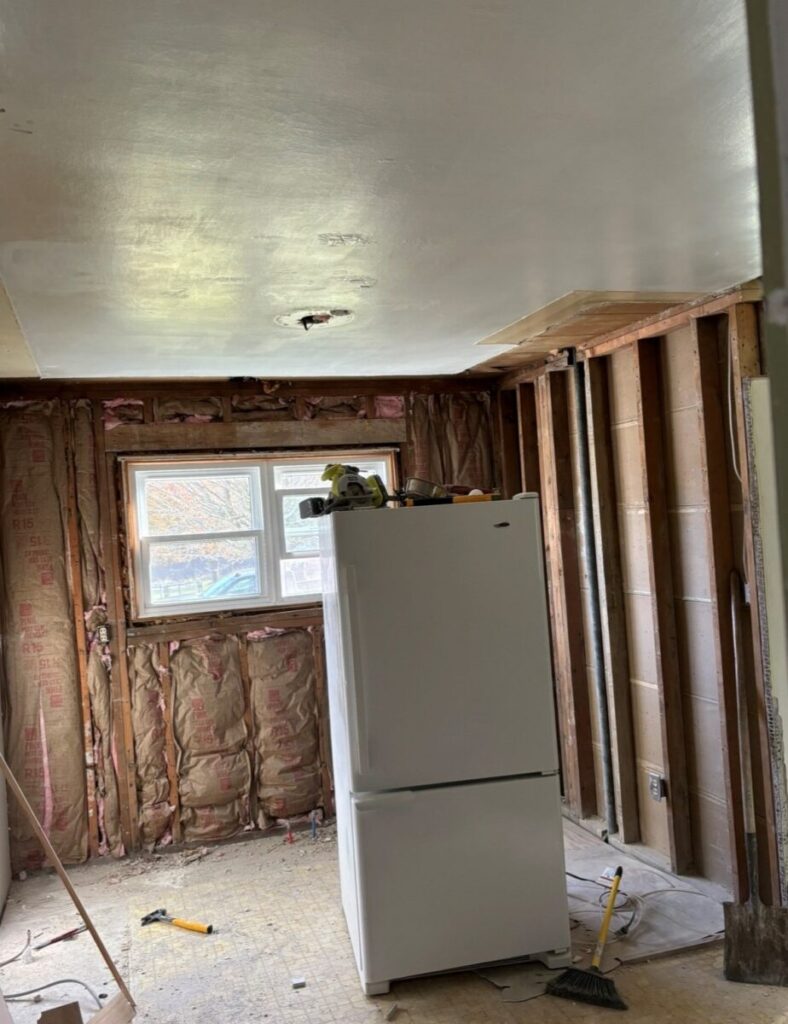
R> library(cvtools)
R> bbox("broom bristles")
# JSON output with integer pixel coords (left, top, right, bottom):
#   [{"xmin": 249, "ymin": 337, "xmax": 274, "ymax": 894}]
[{"xmin": 546, "ymin": 966, "xmax": 627, "ymax": 1010}]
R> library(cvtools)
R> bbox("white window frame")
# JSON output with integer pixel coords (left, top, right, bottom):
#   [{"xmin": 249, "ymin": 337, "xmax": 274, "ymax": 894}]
[{"xmin": 125, "ymin": 450, "xmax": 397, "ymax": 619}]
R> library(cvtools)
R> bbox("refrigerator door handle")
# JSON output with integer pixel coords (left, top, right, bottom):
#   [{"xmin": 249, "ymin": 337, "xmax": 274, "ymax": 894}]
[{"xmin": 340, "ymin": 564, "xmax": 369, "ymax": 776}]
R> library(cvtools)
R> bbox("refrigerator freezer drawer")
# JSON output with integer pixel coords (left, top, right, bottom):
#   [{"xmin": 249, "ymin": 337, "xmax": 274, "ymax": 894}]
[
  {"xmin": 327, "ymin": 499, "xmax": 559, "ymax": 792},
  {"xmin": 344, "ymin": 774, "xmax": 570, "ymax": 993}
]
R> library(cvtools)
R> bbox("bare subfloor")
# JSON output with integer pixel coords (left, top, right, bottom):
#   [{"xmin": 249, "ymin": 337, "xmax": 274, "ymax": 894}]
[{"xmin": 0, "ymin": 827, "xmax": 786, "ymax": 1023}]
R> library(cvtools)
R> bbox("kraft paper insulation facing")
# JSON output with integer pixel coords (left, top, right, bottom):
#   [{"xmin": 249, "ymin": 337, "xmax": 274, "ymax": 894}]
[
  {"xmin": 410, "ymin": 392, "xmax": 495, "ymax": 489},
  {"xmin": 129, "ymin": 644, "xmax": 172, "ymax": 848},
  {"xmin": 302, "ymin": 396, "xmax": 366, "ymax": 419},
  {"xmin": 248, "ymin": 629, "xmax": 321, "ymax": 823},
  {"xmin": 73, "ymin": 402, "xmax": 102, "ymax": 619},
  {"xmin": 170, "ymin": 636, "xmax": 251, "ymax": 842},
  {"xmin": 101, "ymin": 398, "xmax": 143, "ymax": 429},
  {"xmin": 155, "ymin": 397, "xmax": 223, "ymax": 422},
  {"xmin": 0, "ymin": 403, "xmax": 88, "ymax": 869},
  {"xmin": 87, "ymin": 647, "xmax": 124, "ymax": 857},
  {"xmin": 231, "ymin": 394, "xmax": 298, "ymax": 420}
]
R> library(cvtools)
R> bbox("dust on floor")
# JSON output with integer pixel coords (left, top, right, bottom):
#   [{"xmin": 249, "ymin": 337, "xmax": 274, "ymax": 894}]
[{"xmin": 0, "ymin": 825, "xmax": 786, "ymax": 1024}]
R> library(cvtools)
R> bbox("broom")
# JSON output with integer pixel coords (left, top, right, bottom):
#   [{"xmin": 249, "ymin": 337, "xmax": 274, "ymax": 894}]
[{"xmin": 546, "ymin": 865, "xmax": 627, "ymax": 1010}]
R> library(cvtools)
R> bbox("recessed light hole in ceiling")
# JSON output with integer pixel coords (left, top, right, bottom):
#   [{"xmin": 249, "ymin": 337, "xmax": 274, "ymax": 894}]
[{"xmin": 274, "ymin": 308, "xmax": 355, "ymax": 331}]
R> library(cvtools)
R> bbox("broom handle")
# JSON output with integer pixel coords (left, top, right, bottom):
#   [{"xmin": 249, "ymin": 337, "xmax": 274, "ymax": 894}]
[{"xmin": 591, "ymin": 866, "xmax": 623, "ymax": 970}]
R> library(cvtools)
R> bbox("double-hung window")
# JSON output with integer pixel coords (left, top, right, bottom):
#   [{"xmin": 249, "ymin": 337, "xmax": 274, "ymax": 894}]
[{"xmin": 126, "ymin": 452, "xmax": 394, "ymax": 618}]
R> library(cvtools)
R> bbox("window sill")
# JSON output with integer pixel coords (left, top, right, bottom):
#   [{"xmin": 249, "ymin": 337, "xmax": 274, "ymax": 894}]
[{"xmin": 125, "ymin": 601, "xmax": 323, "ymax": 643}]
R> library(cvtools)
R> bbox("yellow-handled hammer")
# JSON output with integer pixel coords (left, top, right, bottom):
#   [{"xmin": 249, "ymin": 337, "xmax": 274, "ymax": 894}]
[{"xmin": 141, "ymin": 908, "xmax": 213, "ymax": 934}]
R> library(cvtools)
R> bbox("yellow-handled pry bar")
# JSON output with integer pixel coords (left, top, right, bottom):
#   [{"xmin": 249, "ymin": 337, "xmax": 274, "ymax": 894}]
[{"xmin": 141, "ymin": 907, "xmax": 214, "ymax": 934}]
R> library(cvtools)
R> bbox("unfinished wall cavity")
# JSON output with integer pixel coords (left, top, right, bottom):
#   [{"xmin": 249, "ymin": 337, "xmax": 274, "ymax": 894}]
[
  {"xmin": 87, "ymin": 647, "xmax": 123, "ymax": 856},
  {"xmin": 0, "ymin": 377, "xmax": 494, "ymax": 858},
  {"xmin": 410, "ymin": 392, "xmax": 495, "ymax": 489},
  {"xmin": 0, "ymin": 402, "xmax": 87, "ymax": 869},
  {"xmin": 129, "ymin": 644, "xmax": 172, "ymax": 848},
  {"xmin": 171, "ymin": 637, "xmax": 251, "ymax": 841},
  {"xmin": 248, "ymin": 629, "xmax": 321, "ymax": 823},
  {"xmin": 497, "ymin": 298, "xmax": 777, "ymax": 898}
]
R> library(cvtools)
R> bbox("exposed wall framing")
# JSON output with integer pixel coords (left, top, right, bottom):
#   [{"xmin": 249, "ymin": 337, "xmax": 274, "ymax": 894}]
[
  {"xmin": 497, "ymin": 295, "xmax": 777, "ymax": 893},
  {"xmin": 0, "ymin": 376, "xmax": 496, "ymax": 861},
  {"xmin": 535, "ymin": 372, "xmax": 596, "ymax": 819}
]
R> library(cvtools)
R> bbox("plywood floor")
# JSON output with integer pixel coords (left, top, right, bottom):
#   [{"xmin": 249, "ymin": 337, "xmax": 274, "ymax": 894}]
[{"xmin": 1, "ymin": 825, "xmax": 786, "ymax": 1023}]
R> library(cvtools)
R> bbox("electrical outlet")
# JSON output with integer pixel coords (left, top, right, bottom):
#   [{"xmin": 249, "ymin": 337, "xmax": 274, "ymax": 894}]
[
  {"xmin": 96, "ymin": 624, "xmax": 111, "ymax": 645},
  {"xmin": 648, "ymin": 771, "xmax": 667, "ymax": 802}
]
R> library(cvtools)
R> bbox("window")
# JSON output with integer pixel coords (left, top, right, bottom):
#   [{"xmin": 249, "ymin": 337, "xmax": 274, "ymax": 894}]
[{"xmin": 126, "ymin": 452, "xmax": 394, "ymax": 617}]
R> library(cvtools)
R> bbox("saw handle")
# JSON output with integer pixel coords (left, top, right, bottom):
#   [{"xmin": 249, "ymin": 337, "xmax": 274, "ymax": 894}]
[{"xmin": 171, "ymin": 918, "xmax": 213, "ymax": 934}]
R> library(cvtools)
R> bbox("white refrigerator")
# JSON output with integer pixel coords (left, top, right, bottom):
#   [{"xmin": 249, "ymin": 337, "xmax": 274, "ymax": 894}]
[{"xmin": 320, "ymin": 498, "xmax": 571, "ymax": 995}]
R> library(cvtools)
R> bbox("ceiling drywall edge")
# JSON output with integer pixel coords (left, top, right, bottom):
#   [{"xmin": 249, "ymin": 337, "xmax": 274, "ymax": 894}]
[
  {"xmin": 474, "ymin": 290, "xmax": 702, "ymax": 348},
  {"xmin": 0, "ymin": 280, "xmax": 38, "ymax": 378}
]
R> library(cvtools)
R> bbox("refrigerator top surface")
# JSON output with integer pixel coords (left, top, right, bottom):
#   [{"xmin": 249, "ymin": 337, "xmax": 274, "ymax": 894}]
[{"xmin": 322, "ymin": 499, "xmax": 560, "ymax": 792}]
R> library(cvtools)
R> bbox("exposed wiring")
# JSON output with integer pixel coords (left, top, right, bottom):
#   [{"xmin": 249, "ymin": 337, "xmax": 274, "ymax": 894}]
[
  {"xmin": 4, "ymin": 978, "xmax": 103, "ymax": 1009},
  {"xmin": 0, "ymin": 930, "xmax": 31, "ymax": 968},
  {"xmin": 566, "ymin": 869, "xmax": 722, "ymax": 945},
  {"xmin": 566, "ymin": 871, "xmax": 640, "ymax": 941},
  {"xmin": 566, "ymin": 870, "xmax": 610, "ymax": 890}
]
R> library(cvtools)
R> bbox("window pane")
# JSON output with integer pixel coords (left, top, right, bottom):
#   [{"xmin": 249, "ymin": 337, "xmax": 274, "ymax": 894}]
[
  {"xmin": 274, "ymin": 463, "xmax": 329, "ymax": 491},
  {"xmin": 281, "ymin": 495, "xmax": 321, "ymax": 554},
  {"xmin": 273, "ymin": 458, "xmax": 390, "ymax": 491},
  {"xmin": 280, "ymin": 557, "xmax": 322, "ymax": 598},
  {"xmin": 148, "ymin": 537, "xmax": 263, "ymax": 605},
  {"xmin": 144, "ymin": 473, "xmax": 256, "ymax": 536}
]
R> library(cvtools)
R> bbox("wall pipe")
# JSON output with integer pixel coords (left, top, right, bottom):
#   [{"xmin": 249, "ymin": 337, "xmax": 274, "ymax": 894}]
[{"xmin": 570, "ymin": 350, "xmax": 618, "ymax": 837}]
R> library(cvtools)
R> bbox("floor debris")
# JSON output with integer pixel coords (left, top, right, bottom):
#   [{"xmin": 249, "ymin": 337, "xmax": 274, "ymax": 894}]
[{"xmin": 0, "ymin": 821, "xmax": 782, "ymax": 1024}]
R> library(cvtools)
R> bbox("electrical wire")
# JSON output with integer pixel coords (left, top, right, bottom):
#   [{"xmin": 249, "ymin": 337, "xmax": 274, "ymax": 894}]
[
  {"xmin": 4, "ymin": 978, "xmax": 103, "ymax": 1009},
  {"xmin": 0, "ymin": 930, "xmax": 31, "ymax": 968},
  {"xmin": 565, "ymin": 870, "xmax": 722, "ymax": 944}
]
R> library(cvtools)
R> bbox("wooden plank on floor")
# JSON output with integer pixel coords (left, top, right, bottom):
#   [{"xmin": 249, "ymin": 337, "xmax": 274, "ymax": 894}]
[
  {"xmin": 632, "ymin": 338, "xmax": 693, "ymax": 873},
  {"xmin": 535, "ymin": 372, "xmax": 596, "ymax": 818},
  {"xmin": 729, "ymin": 302, "xmax": 781, "ymax": 904},
  {"xmin": 693, "ymin": 317, "xmax": 748, "ymax": 898},
  {"xmin": 516, "ymin": 382, "xmax": 542, "ymax": 495},
  {"xmin": 104, "ymin": 417, "xmax": 408, "ymax": 452},
  {"xmin": 585, "ymin": 356, "xmax": 640, "ymax": 842},
  {"xmin": 495, "ymin": 388, "xmax": 522, "ymax": 497}
]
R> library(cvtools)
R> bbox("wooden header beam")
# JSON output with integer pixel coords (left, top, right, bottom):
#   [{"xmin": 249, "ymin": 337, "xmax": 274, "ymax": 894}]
[
  {"xmin": 584, "ymin": 285, "xmax": 762, "ymax": 358},
  {"xmin": 105, "ymin": 418, "xmax": 407, "ymax": 453},
  {"xmin": 0, "ymin": 374, "xmax": 494, "ymax": 401}
]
